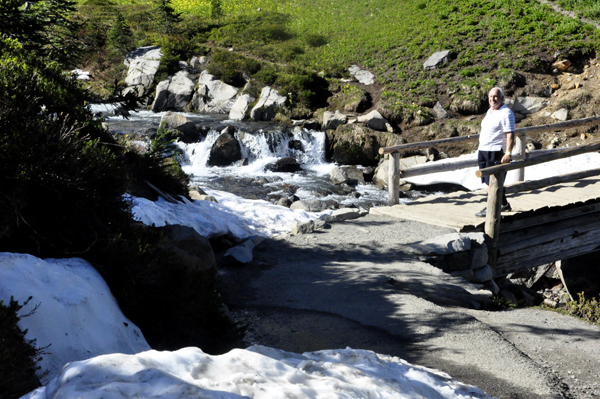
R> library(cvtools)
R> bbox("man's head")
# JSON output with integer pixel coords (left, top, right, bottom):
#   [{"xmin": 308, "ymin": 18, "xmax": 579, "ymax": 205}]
[{"xmin": 488, "ymin": 87, "xmax": 505, "ymax": 110}]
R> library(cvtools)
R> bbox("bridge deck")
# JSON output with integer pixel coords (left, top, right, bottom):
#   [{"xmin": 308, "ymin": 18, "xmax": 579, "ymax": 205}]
[{"xmin": 370, "ymin": 176, "xmax": 600, "ymax": 232}]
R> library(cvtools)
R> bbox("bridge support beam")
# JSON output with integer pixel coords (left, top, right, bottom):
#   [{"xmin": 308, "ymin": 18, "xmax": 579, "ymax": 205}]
[
  {"xmin": 485, "ymin": 172, "xmax": 506, "ymax": 271},
  {"xmin": 388, "ymin": 152, "xmax": 400, "ymax": 206}
]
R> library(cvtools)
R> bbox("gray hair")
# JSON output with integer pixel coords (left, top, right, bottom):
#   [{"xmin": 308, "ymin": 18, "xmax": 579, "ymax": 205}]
[{"xmin": 489, "ymin": 87, "xmax": 505, "ymax": 100}]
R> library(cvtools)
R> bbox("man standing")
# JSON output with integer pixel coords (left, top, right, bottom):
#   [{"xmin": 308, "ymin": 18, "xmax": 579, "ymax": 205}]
[{"xmin": 475, "ymin": 87, "xmax": 515, "ymax": 217}]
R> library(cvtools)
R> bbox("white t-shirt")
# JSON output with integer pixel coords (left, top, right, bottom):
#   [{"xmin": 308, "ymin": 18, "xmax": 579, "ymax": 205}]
[{"xmin": 478, "ymin": 104, "xmax": 515, "ymax": 151}]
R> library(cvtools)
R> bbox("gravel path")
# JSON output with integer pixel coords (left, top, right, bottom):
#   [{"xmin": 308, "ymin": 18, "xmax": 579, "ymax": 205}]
[{"xmin": 217, "ymin": 213, "xmax": 600, "ymax": 399}]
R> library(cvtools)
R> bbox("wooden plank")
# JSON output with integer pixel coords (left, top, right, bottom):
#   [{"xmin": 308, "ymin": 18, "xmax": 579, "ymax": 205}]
[
  {"xmin": 496, "ymin": 228, "xmax": 600, "ymax": 268},
  {"xmin": 500, "ymin": 200, "xmax": 600, "ymax": 232},
  {"xmin": 400, "ymin": 159, "xmax": 479, "ymax": 178},
  {"xmin": 504, "ymin": 169, "xmax": 600, "ymax": 194},
  {"xmin": 485, "ymin": 172, "xmax": 506, "ymax": 269},
  {"xmin": 379, "ymin": 135, "xmax": 479, "ymax": 154},
  {"xmin": 389, "ymin": 152, "xmax": 400, "ymax": 206},
  {"xmin": 477, "ymin": 141, "xmax": 600, "ymax": 178},
  {"xmin": 496, "ymin": 242, "xmax": 600, "ymax": 275},
  {"xmin": 498, "ymin": 213, "xmax": 600, "ymax": 255},
  {"xmin": 513, "ymin": 115, "xmax": 600, "ymax": 136}
]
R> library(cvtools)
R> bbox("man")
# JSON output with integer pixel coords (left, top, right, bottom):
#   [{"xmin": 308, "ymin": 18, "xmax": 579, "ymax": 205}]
[{"xmin": 475, "ymin": 87, "xmax": 515, "ymax": 218}]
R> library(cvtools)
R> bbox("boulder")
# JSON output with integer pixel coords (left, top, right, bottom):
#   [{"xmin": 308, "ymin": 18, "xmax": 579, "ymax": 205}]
[
  {"xmin": 433, "ymin": 101, "xmax": 449, "ymax": 119},
  {"xmin": 331, "ymin": 208, "xmax": 362, "ymax": 221},
  {"xmin": 124, "ymin": 46, "xmax": 162, "ymax": 97},
  {"xmin": 551, "ymin": 108, "xmax": 569, "ymax": 121},
  {"xmin": 348, "ymin": 65, "xmax": 375, "ymax": 85},
  {"xmin": 208, "ymin": 132, "xmax": 242, "ymax": 166},
  {"xmin": 506, "ymin": 96, "xmax": 550, "ymax": 115},
  {"xmin": 291, "ymin": 220, "xmax": 315, "ymax": 235},
  {"xmin": 158, "ymin": 225, "xmax": 218, "ymax": 274},
  {"xmin": 192, "ymin": 71, "xmax": 240, "ymax": 114},
  {"xmin": 322, "ymin": 110, "xmax": 348, "ymax": 130},
  {"xmin": 264, "ymin": 157, "xmax": 302, "ymax": 173},
  {"xmin": 552, "ymin": 59, "xmax": 571, "ymax": 71},
  {"xmin": 556, "ymin": 253, "xmax": 600, "ymax": 300},
  {"xmin": 373, "ymin": 156, "xmax": 427, "ymax": 186},
  {"xmin": 159, "ymin": 112, "xmax": 199, "ymax": 143},
  {"xmin": 423, "ymin": 50, "xmax": 450, "ymax": 70},
  {"xmin": 290, "ymin": 199, "xmax": 337, "ymax": 212},
  {"xmin": 357, "ymin": 110, "xmax": 394, "ymax": 132},
  {"xmin": 250, "ymin": 87, "xmax": 287, "ymax": 121},
  {"xmin": 189, "ymin": 55, "xmax": 208, "ymax": 72},
  {"xmin": 330, "ymin": 166, "xmax": 365, "ymax": 185},
  {"xmin": 152, "ymin": 71, "xmax": 196, "ymax": 112},
  {"xmin": 229, "ymin": 94, "xmax": 255, "ymax": 120},
  {"xmin": 223, "ymin": 236, "xmax": 264, "ymax": 264},
  {"xmin": 472, "ymin": 265, "xmax": 494, "ymax": 283}
]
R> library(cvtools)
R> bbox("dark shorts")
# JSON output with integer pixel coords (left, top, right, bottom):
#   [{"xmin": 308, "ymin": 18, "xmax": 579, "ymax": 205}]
[{"xmin": 478, "ymin": 150, "xmax": 504, "ymax": 185}]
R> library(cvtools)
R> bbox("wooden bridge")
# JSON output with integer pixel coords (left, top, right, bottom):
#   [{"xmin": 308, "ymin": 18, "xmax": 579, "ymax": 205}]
[{"xmin": 371, "ymin": 116, "xmax": 600, "ymax": 276}]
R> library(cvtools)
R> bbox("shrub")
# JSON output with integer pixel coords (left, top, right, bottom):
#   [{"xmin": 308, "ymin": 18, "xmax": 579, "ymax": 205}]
[
  {"xmin": 0, "ymin": 297, "xmax": 44, "ymax": 399},
  {"xmin": 566, "ymin": 292, "xmax": 600, "ymax": 324},
  {"xmin": 207, "ymin": 49, "xmax": 261, "ymax": 87}
]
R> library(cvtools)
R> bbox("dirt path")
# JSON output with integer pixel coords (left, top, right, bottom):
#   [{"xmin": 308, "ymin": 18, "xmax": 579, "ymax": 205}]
[{"xmin": 217, "ymin": 213, "xmax": 600, "ymax": 398}]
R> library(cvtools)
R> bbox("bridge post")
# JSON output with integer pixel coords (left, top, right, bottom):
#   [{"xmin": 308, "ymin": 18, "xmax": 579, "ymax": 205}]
[
  {"xmin": 514, "ymin": 133, "xmax": 526, "ymax": 182},
  {"xmin": 485, "ymin": 171, "xmax": 507, "ymax": 270},
  {"xmin": 388, "ymin": 152, "xmax": 400, "ymax": 206}
]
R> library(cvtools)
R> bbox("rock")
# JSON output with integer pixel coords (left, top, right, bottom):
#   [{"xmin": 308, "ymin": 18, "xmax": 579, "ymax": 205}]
[
  {"xmin": 552, "ymin": 60, "xmax": 571, "ymax": 71},
  {"xmin": 158, "ymin": 224, "xmax": 218, "ymax": 274},
  {"xmin": 472, "ymin": 265, "xmax": 494, "ymax": 283},
  {"xmin": 484, "ymin": 280, "xmax": 500, "ymax": 295},
  {"xmin": 450, "ymin": 270, "xmax": 475, "ymax": 282},
  {"xmin": 229, "ymin": 94, "xmax": 255, "ymax": 120},
  {"xmin": 433, "ymin": 101, "xmax": 449, "ymax": 119},
  {"xmin": 264, "ymin": 157, "xmax": 302, "ymax": 173},
  {"xmin": 291, "ymin": 220, "xmax": 315, "ymax": 235},
  {"xmin": 189, "ymin": 56, "xmax": 207, "ymax": 72},
  {"xmin": 331, "ymin": 208, "xmax": 362, "ymax": 221},
  {"xmin": 192, "ymin": 194, "xmax": 218, "ymax": 202},
  {"xmin": 124, "ymin": 46, "xmax": 162, "ymax": 98},
  {"xmin": 357, "ymin": 110, "xmax": 394, "ymax": 132},
  {"xmin": 413, "ymin": 233, "xmax": 471, "ymax": 256},
  {"xmin": 208, "ymin": 132, "xmax": 241, "ymax": 166},
  {"xmin": 159, "ymin": 112, "xmax": 199, "ymax": 143},
  {"xmin": 250, "ymin": 87, "xmax": 287, "ymax": 121},
  {"xmin": 276, "ymin": 197, "xmax": 292, "ymax": 208},
  {"xmin": 223, "ymin": 236, "xmax": 264, "ymax": 264},
  {"xmin": 373, "ymin": 156, "xmax": 427, "ymax": 186},
  {"xmin": 290, "ymin": 199, "xmax": 337, "ymax": 212},
  {"xmin": 505, "ymin": 96, "xmax": 550, "ymax": 114},
  {"xmin": 192, "ymin": 71, "xmax": 240, "ymax": 114},
  {"xmin": 500, "ymin": 289, "xmax": 519, "ymax": 306},
  {"xmin": 330, "ymin": 166, "xmax": 365, "ymax": 185},
  {"xmin": 322, "ymin": 110, "xmax": 348, "ymax": 130},
  {"xmin": 551, "ymin": 108, "xmax": 569, "ymax": 121},
  {"xmin": 152, "ymin": 71, "xmax": 196, "ymax": 112},
  {"xmin": 348, "ymin": 65, "xmax": 375, "ymax": 85},
  {"xmin": 423, "ymin": 50, "xmax": 450, "ymax": 70}
]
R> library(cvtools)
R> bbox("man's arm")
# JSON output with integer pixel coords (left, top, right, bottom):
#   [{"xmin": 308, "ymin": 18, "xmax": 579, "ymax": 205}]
[{"xmin": 501, "ymin": 132, "xmax": 514, "ymax": 164}]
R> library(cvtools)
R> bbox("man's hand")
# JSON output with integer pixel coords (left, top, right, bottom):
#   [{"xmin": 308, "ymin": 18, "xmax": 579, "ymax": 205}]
[{"xmin": 501, "ymin": 153, "xmax": 511, "ymax": 164}]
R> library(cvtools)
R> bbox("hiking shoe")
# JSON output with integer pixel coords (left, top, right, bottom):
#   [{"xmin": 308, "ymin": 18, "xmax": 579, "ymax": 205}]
[
  {"xmin": 501, "ymin": 203, "xmax": 512, "ymax": 212},
  {"xmin": 475, "ymin": 207, "xmax": 487, "ymax": 217}
]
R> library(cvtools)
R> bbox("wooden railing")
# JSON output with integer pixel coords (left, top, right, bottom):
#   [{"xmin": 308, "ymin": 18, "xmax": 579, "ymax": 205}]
[{"xmin": 379, "ymin": 116, "xmax": 600, "ymax": 269}]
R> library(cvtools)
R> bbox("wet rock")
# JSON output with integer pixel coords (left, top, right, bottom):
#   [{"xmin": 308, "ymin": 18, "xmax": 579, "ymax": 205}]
[
  {"xmin": 159, "ymin": 112, "xmax": 199, "ymax": 143},
  {"xmin": 288, "ymin": 140, "xmax": 305, "ymax": 152},
  {"xmin": 208, "ymin": 132, "xmax": 242, "ymax": 166},
  {"xmin": 264, "ymin": 157, "xmax": 302, "ymax": 173},
  {"xmin": 229, "ymin": 94, "xmax": 255, "ymax": 121},
  {"xmin": 152, "ymin": 71, "xmax": 195, "ymax": 112},
  {"xmin": 330, "ymin": 166, "xmax": 365, "ymax": 185},
  {"xmin": 250, "ymin": 87, "xmax": 287, "ymax": 121}
]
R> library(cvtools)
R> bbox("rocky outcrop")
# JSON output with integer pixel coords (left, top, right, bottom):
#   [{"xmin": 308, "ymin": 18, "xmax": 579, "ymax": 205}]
[
  {"xmin": 322, "ymin": 110, "xmax": 348, "ymax": 130},
  {"xmin": 326, "ymin": 124, "xmax": 406, "ymax": 166},
  {"xmin": 124, "ymin": 46, "xmax": 162, "ymax": 98},
  {"xmin": 192, "ymin": 71, "xmax": 240, "ymax": 113},
  {"xmin": 152, "ymin": 71, "xmax": 195, "ymax": 112},
  {"xmin": 208, "ymin": 131, "xmax": 242, "ymax": 166},
  {"xmin": 357, "ymin": 110, "xmax": 394, "ymax": 132},
  {"xmin": 506, "ymin": 96, "xmax": 551, "ymax": 115},
  {"xmin": 348, "ymin": 65, "xmax": 375, "ymax": 85},
  {"xmin": 330, "ymin": 166, "xmax": 365, "ymax": 185},
  {"xmin": 250, "ymin": 87, "xmax": 287, "ymax": 121},
  {"xmin": 229, "ymin": 94, "xmax": 255, "ymax": 120},
  {"xmin": 159, "ymin": 112, "xmax": 199, "ymax": 143}
]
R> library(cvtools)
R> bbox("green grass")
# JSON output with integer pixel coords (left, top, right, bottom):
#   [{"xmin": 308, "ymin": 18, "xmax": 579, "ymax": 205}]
[
  {"xmin": 558, "ymin": 0, "xmax": 600, "ymax": 21},
  {"xmin": 79, "ymin": 0, "xmax": 600, "ymax": 113}
]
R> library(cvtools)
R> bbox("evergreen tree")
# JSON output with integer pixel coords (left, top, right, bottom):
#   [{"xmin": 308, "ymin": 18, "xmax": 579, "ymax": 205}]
[
  {"xmin": 155, "ymin": 0, "xmax": 182, "ymax": 35},
  {"xmin": 107, "ymin": 10, "xmax": 133, "ymax": 57},
  {"xmin": 0, "ymin": 0, "xmax": 83, "ymax": 67},
  {"xmin": 211, "ymin": 0, "xmax": 223, "ymax": 22}
]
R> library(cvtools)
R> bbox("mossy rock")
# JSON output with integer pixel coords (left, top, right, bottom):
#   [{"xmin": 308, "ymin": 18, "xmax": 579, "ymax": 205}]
[{"xmin": 328, "ymin": 81, "xmax": 372, "ymax": 113}]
